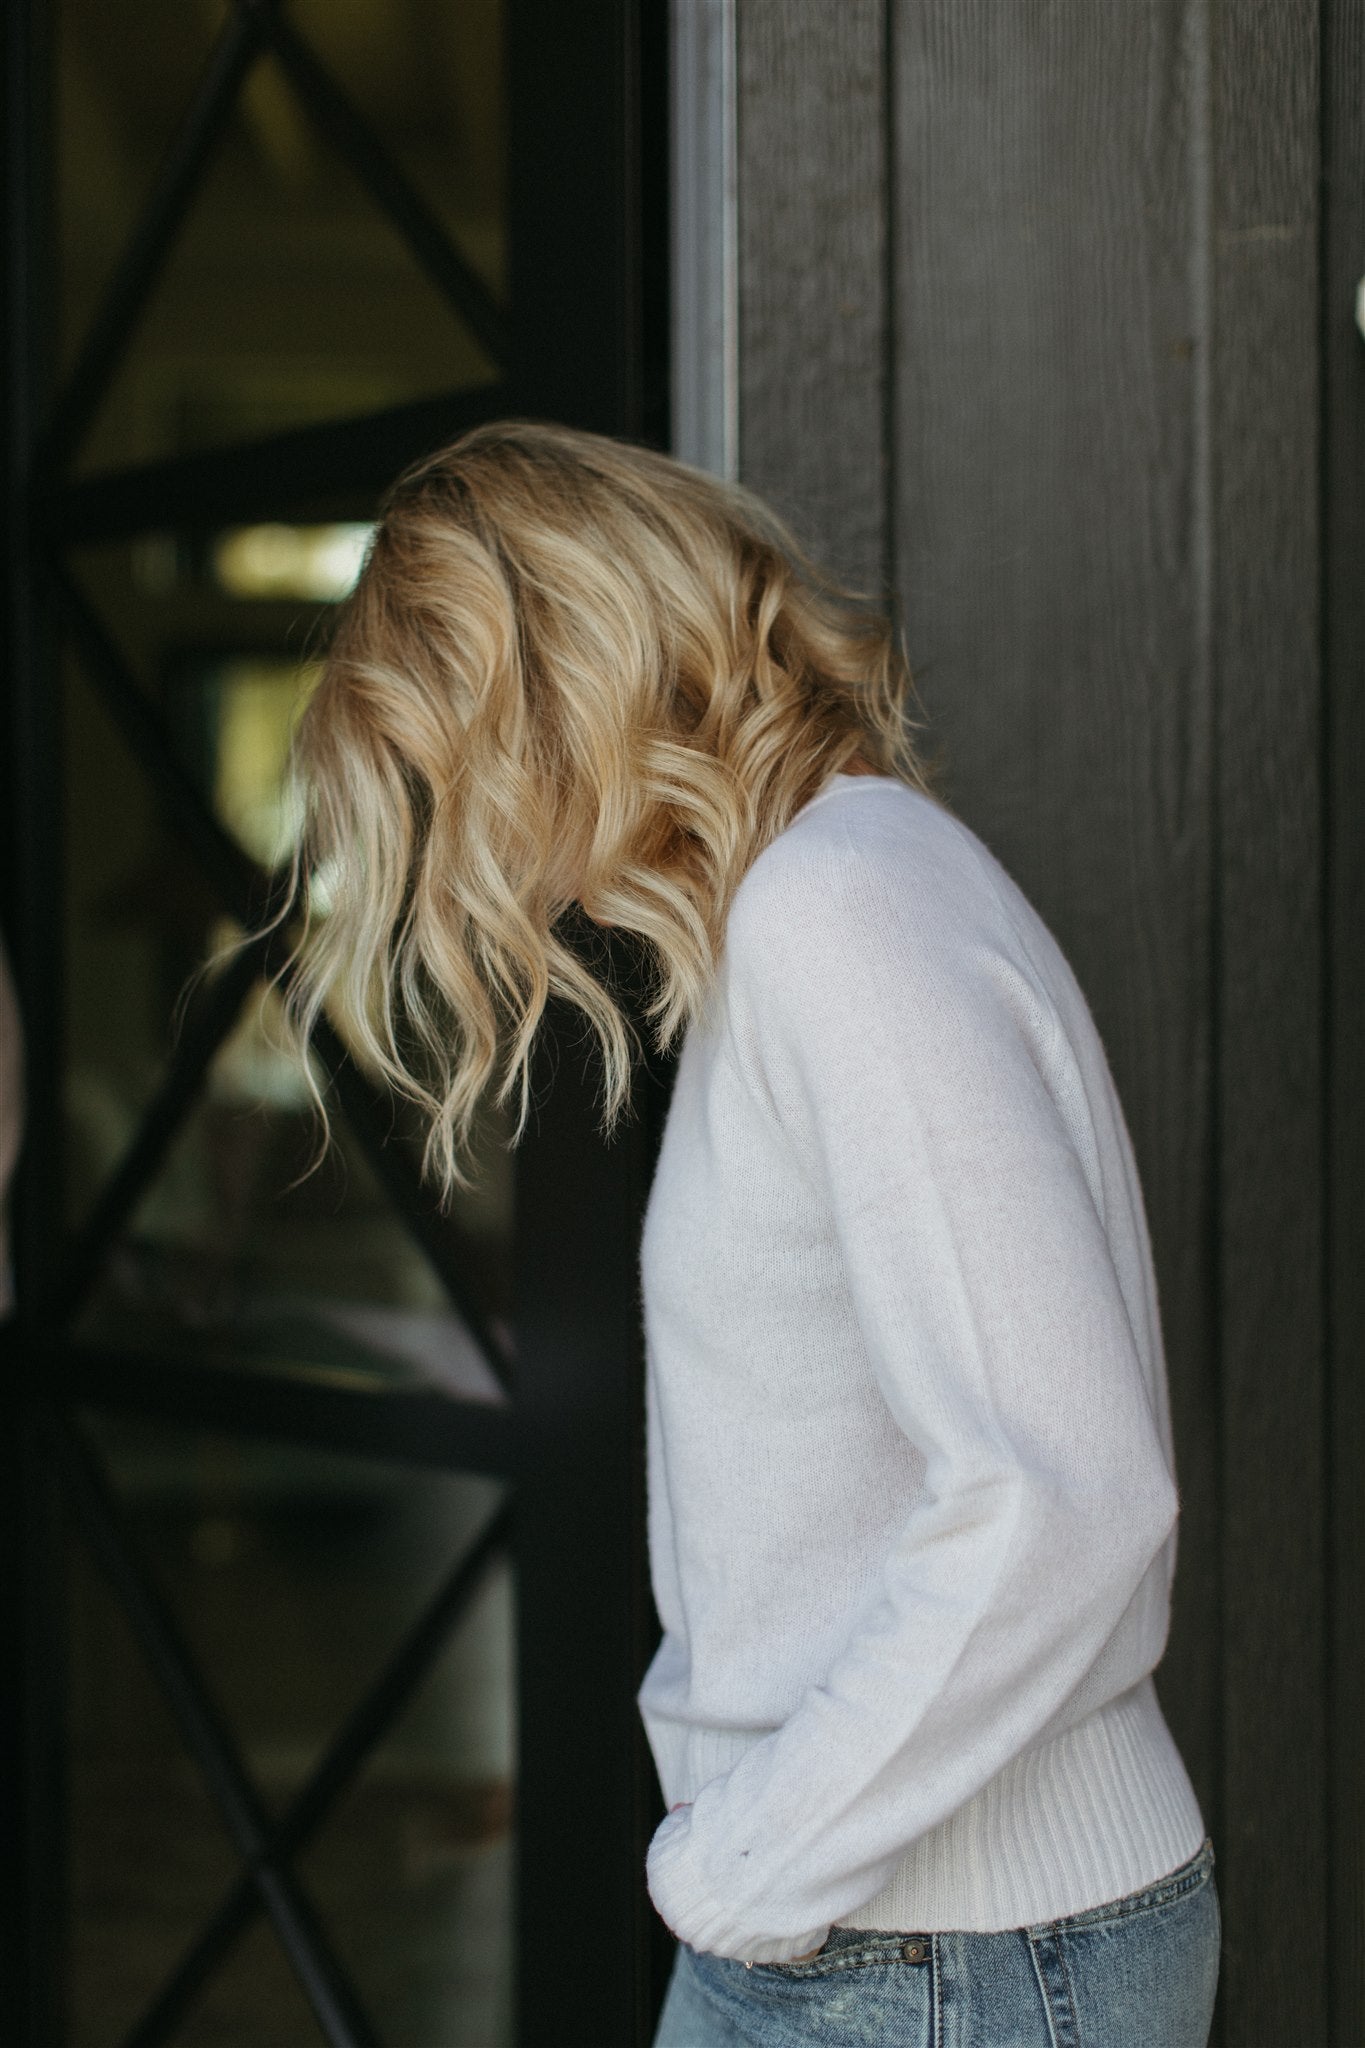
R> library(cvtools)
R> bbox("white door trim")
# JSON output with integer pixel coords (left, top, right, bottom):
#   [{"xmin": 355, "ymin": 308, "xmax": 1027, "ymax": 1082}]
[{"xmin": 670, "ymin": 0, "xmax": 738, "ymax": 478}]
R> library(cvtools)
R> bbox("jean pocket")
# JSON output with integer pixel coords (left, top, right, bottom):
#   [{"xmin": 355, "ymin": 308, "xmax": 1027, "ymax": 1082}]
[
  {"xmin": 738, "ymin": 1935, "xmax": 834, "ymax": 1976},
  {"xmin": 746, "ymin": 1928, "xmax": 932, "ymax": 1980}
]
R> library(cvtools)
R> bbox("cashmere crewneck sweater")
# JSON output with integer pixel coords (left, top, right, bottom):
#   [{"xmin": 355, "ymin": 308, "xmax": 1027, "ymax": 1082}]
[{"xmin": 639, "ymin": 772, "xmax": 1205, "ymax": 1967}]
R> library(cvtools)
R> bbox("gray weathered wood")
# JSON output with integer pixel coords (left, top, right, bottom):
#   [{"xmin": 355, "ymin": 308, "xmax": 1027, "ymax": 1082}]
[
  {"xmin": 736, "ymin": 0, "xmax": 888, "ymax": 591},
  {"xmin": 1324, "ymin": 4, "xmax": 1365, "ymax": 2038},
  {"xmin": 1211, "ymin": 7, "xmax": 1326, "ymax": 2040},
  {"xmin": 733, "ymin": 2, "xmax": 1357, "ymax": 2038},
  {"xmin": 889, "ymin": 0, "xmax": 1222, "ymax": 1903}
]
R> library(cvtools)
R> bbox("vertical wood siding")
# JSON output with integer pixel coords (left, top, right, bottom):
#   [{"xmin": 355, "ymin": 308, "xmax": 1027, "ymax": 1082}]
[
  {"xmin": 736, "ymin": 0, "xmax": 888, "ymax": 590},
  {"xmin": 885, "ymin": 17, "xmax": 1225, "ymax": 1927},
  {"xmin": 1324, "ymin": 2, "xmax": 1365, "ymax": 2040},
  {"xmin": 1209, "ymin": 8, "xmax": 1325, "ymax": 2039},
  {"xmin": 734, "ymin": 3, "xmax": 1364, "ymax": 2039}
]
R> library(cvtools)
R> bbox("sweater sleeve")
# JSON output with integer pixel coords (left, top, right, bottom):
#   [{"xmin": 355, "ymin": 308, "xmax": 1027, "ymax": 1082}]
[{"xmin": 644, "ymin": 820, "xmax": 1180, "ymax": 1962}]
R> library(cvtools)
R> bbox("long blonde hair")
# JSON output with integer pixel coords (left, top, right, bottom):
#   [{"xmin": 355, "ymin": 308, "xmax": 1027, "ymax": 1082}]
[{"xmin": 275, "ymin": 419, "xmax": 945, "ymax": 1198}]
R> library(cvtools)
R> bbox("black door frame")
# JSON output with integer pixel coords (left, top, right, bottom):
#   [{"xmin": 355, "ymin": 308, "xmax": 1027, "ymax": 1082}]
[{"xmin": 0, "ymin": 3, "xmax": 671, "ymax": 2043}]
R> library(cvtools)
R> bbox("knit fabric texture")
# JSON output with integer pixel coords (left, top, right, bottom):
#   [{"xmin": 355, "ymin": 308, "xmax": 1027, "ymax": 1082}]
[{"xmin": 638, "ymin": 773, "xmax": 1206, "ymax": 1966}]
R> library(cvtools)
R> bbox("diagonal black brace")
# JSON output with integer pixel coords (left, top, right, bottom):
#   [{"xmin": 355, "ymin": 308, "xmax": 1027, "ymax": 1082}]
[
  {"xmin": 42, "ymin": 1403, "xmax": 385, "ymax": 2048},
  {"xmin": 39, "ymin": 5, "xmax": 266, "ymax": 477},
  {"xmin": 53, "ymin": 932, "xmax": 266, "ymax": 1329},
  {"xmin": 51, "ymin": 551, "xmax": 282, "ymax": 924},
  {"xmin": 51, "ymin": 556, "xmax": 514, "ymax": 1387},
  {"xmin": 43, "ymin": 381, "xmax": 514, "ymax": 548},
  {"xmin": 260, "ymin": 6, "xmax": 509, "ymax": 370},
  {"xmin": 120, "ymin": 1494, "xmax": 514, "ymax": 2048},
  {"xmin": 305, "ymin": 1012, "xmax": 515, "ymax": 1383},
  {"xmin": 58, "ymin": 1342, "xmax": 515, "ymax": 1478}
]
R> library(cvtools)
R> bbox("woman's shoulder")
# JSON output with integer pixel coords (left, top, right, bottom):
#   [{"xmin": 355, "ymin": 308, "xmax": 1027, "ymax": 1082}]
[{"xmin": 727, "ymin": 775, "xmax": 1054, "ymax": 1000}]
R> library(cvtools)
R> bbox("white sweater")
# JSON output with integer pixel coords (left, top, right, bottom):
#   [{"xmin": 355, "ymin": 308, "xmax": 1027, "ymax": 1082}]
[{"xmin": 639, "ymin": 773, "xmax": 1206, "ymax": 1966}]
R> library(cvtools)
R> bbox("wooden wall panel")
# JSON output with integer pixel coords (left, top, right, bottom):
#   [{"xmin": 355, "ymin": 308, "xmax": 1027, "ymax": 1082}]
[
  {"xmin": 888, "ymin": 0, "xmax": 1222, "ymax": 1878},
  {"xmin": 734, "ymin": 2, "xmax": 1356, "ymax": 2039},
  {"xmin": 1210, "ymin": 6, "xmax": 1326, "ymax": 2040},
  {"xmin": 1324, "ymin": 4, "xmax": 1365, "ymax": 2037},
  {"xmin": 735, "ymin": 0, "xmax": 888, "ymax": 590}
]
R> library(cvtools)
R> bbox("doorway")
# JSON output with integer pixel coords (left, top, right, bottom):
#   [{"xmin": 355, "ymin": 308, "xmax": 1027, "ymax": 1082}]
[{"xmin": 1, "ymin": 4, "xmax": 670, "ymax": 2043}]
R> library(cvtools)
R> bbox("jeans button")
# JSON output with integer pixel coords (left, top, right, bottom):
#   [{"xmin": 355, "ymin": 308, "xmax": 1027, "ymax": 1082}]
[{"xmin": 902, "ymin": 1940, "xmax": 928, "ymax": 1964}]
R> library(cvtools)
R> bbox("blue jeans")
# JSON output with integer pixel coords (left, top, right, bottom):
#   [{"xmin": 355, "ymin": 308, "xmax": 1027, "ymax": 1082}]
[{"xmin": 652, "ymin": 1837, "xmax": 1220, "ymax": 2048}]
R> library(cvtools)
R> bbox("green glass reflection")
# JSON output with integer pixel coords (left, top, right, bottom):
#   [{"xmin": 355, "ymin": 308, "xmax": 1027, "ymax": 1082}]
[
  {"xmin": 301, "ymin": 0, "xmax": 506, "ymax": 299},
  {"xmin": 58, "ymin": 0, "xmax": 505, "ymax": 473},
  {"xmin": 63, "ymin": 566, "xmax": 515, "ymax": 1370},
  {"xmin": 69, "ymin": 1414, "xmax": 515, "ymax": 2048},
  {"xmin": 57, "ymin": 4, "xmax": 518, "ymax": 2040},
  {"xmin": 57, "ymin": 0, "xmax": 222, "ymax": 378},
  {"xmin": 75, "ymin": 977, "xmax": 514, "ymax": 1386},
  {"xmin": 67, "ymin": 1524, "xmax": 242, "ymax": 2047}
]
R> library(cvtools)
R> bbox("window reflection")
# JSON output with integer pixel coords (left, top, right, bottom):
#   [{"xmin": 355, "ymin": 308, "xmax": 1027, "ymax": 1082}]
[
  {"xmin": 212, "ymin": 524, "xmax": 375, "ymax": 604},
  {"xmin": 58, "ymin": 0, "xmax": 516, "ymax": 2032},
  {"xmin": 68, "ymin": 1416, "xmax": 515, "ymax": 2048}
]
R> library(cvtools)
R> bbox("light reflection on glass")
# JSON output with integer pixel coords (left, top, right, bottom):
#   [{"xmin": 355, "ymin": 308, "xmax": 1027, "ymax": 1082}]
[
  {"xmin": 213, "ymin": 523, "xmax": 376, "ymax": 602},
  {"xmin": 211, "ymin": 657, "xmax": 321, "ymax": 867}
]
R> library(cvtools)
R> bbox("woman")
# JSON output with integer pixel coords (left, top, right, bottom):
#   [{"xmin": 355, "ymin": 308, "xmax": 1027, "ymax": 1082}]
[{"xmin": 276, "ymin": 420, "xmax": 1220, "ymax": 2047}]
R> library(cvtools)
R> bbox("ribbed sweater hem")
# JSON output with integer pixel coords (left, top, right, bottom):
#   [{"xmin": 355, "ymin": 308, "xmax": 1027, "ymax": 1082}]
[{"xmin": 643, "ymin": 1673, "xmax": 1206, "ymax": 1934}]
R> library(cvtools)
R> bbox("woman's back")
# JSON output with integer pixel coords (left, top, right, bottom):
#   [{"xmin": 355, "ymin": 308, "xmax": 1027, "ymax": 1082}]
[{"xmin": 639, "ymin": 771, "xmax": 1204, "ymax": 1961}]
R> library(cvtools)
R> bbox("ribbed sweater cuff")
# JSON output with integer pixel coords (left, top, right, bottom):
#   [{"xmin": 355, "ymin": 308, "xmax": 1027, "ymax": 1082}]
[
  {"xmin": 643, "ymin": 1678, "xmax": 1207, "ymax": 1948},
  {"xmin": 833, "ymin": 1674, "xmax": 1205, "ymax": 1932},
  {"xmin": 645, "ymin": 1808, "xmax": 831, "ymax": 1964}
]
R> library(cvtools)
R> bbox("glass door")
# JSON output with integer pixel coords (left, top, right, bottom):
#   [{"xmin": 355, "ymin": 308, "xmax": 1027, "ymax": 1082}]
[{"xmin": 1, "ymin": 3, "xmax": 669, "ymax": 2042}]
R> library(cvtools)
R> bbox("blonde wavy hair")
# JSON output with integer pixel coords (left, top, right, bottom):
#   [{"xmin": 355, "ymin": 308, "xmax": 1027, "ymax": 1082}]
[{"xmin": 273, "ymin": 419, "xmax": 945, "ymax": 1199}]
